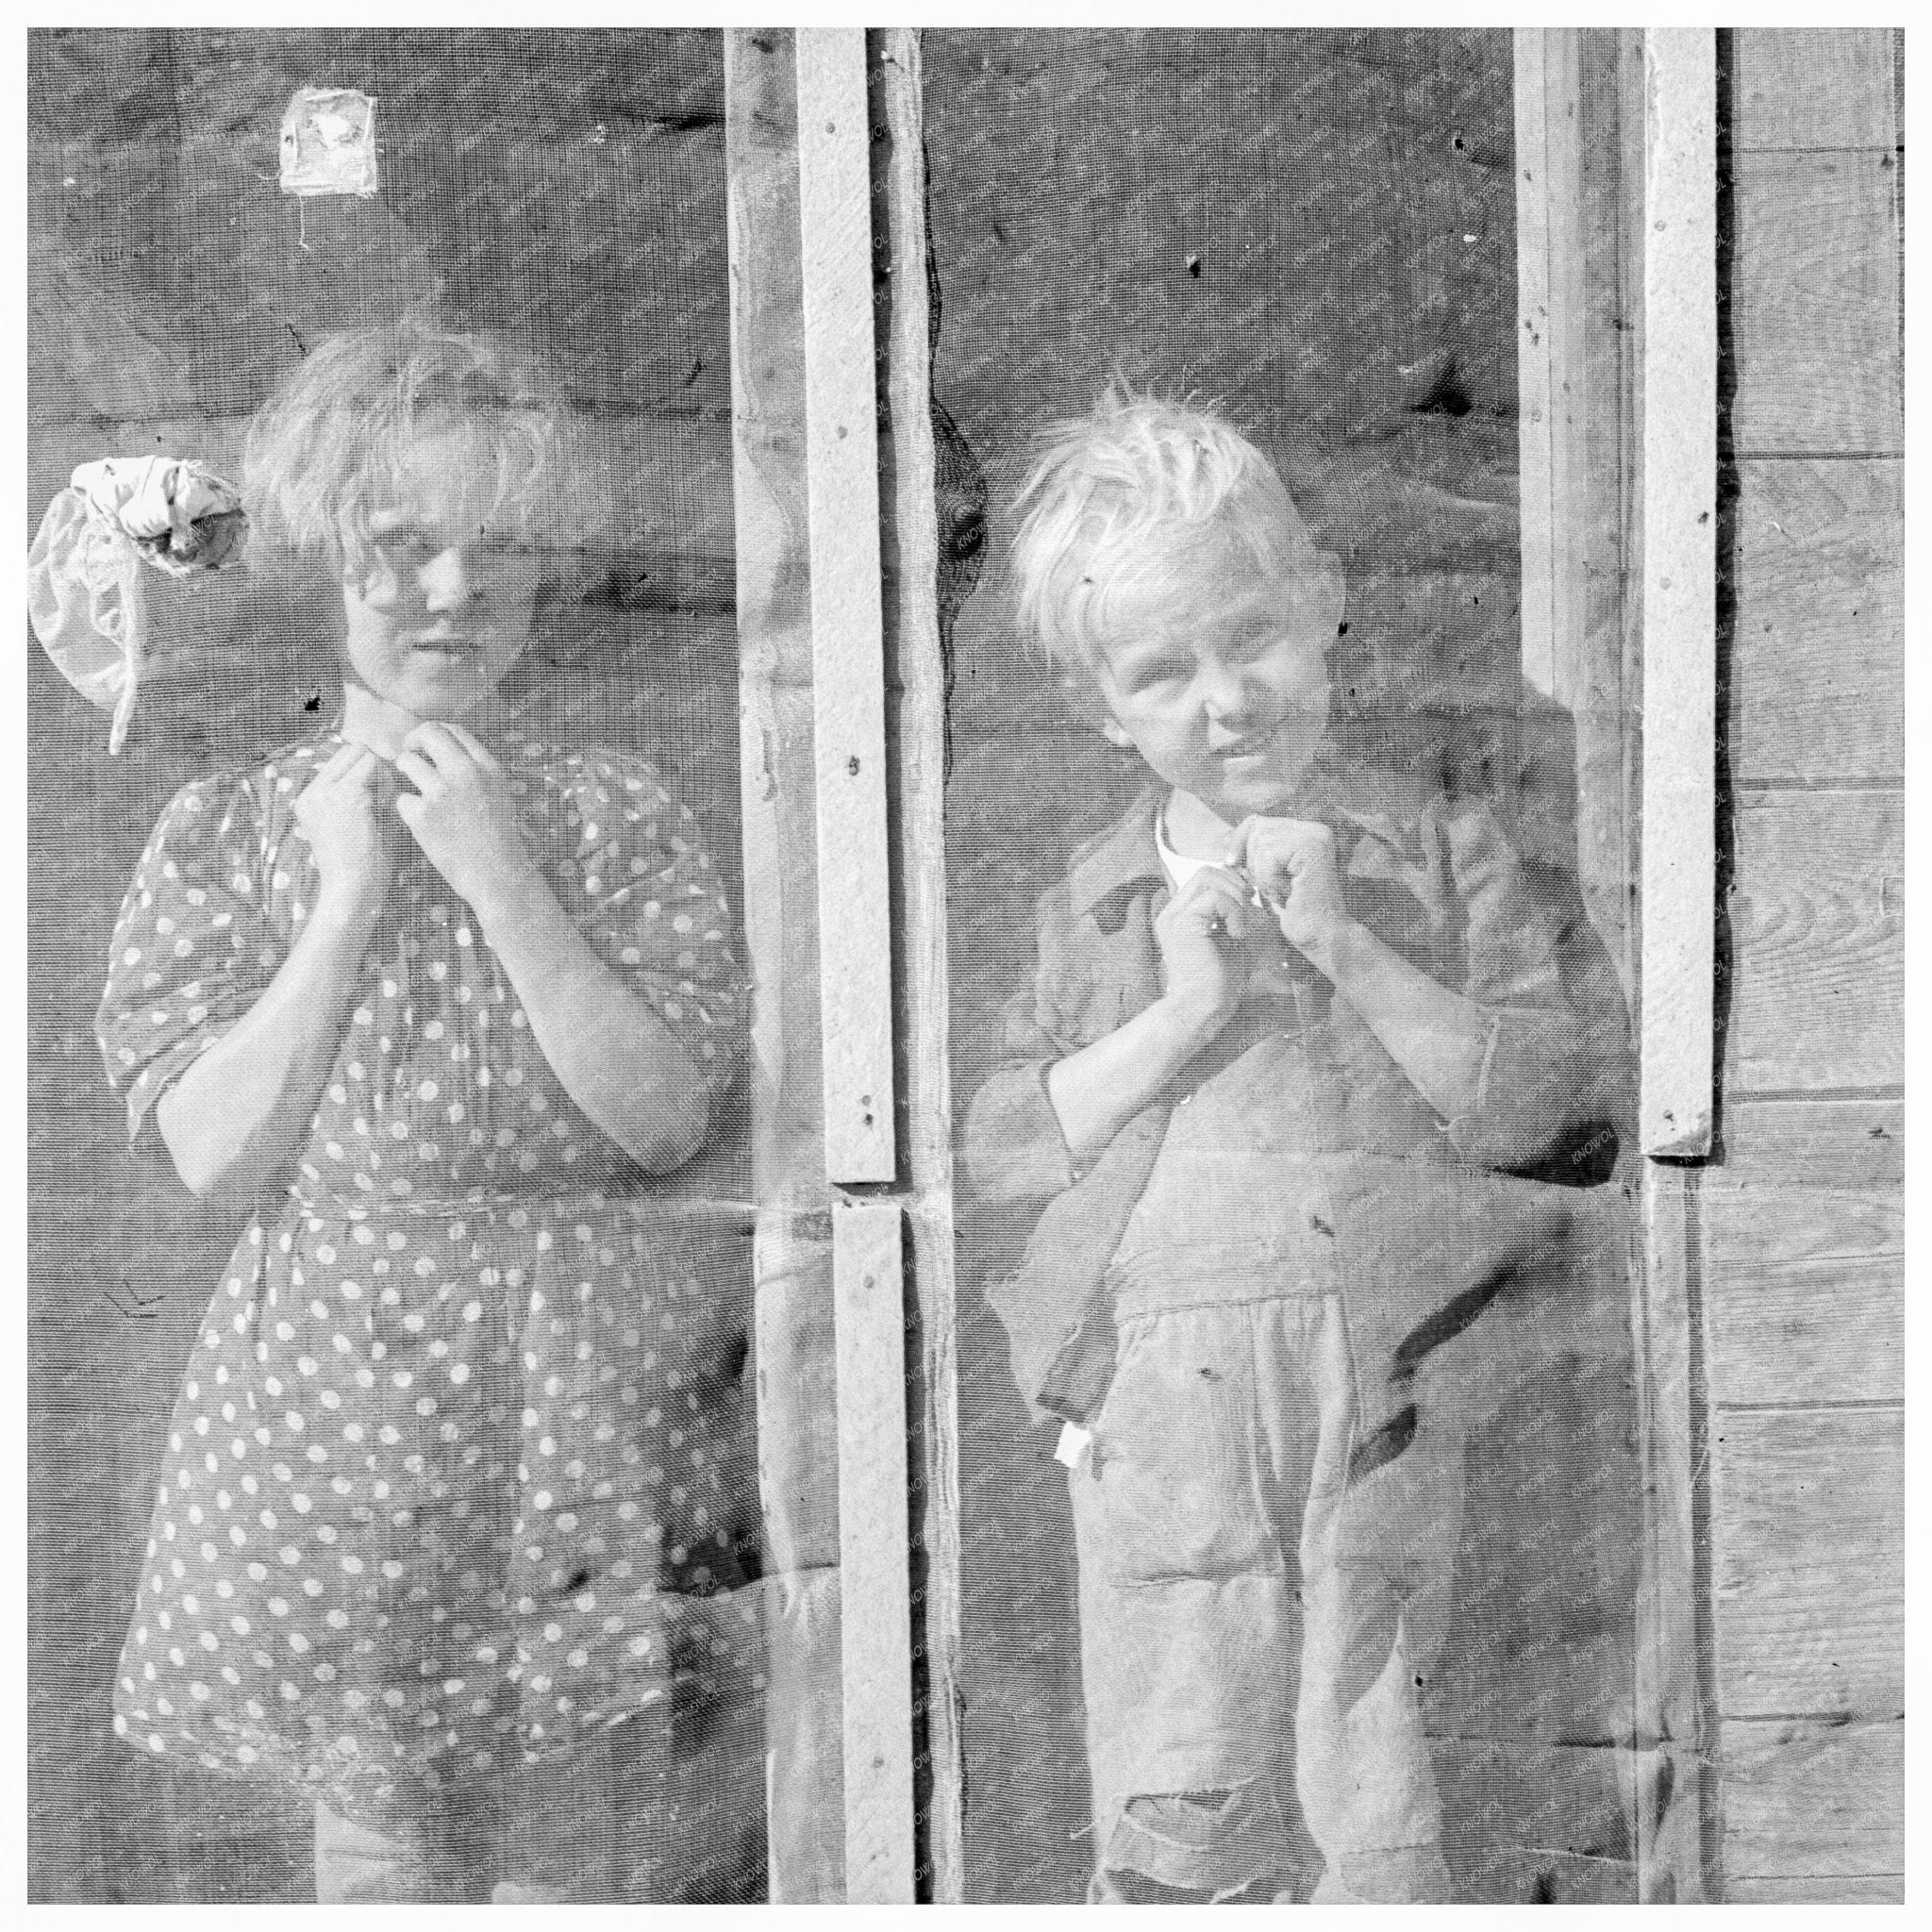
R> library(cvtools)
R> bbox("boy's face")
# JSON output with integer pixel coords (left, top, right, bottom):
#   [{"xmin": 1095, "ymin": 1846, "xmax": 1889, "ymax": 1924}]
[{"xmin": 1087, "ymin": 553, "xmax": 1334, "ymax": 822}]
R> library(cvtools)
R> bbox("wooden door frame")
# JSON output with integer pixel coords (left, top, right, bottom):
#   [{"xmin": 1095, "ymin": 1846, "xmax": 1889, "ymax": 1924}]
[{"xmin": 727, "ymin": 26, "xmax": 1722, "ymax": 1903}]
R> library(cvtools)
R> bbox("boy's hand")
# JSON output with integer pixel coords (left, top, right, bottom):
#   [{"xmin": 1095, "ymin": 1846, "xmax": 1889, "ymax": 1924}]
[
  {"xmin": 1228, "ymin": 816, "xmax": 1352, "ymax": 963},
  {"xmin": 1154, "ymin": 865, "xmax": 1257, "ymax": 1031}
]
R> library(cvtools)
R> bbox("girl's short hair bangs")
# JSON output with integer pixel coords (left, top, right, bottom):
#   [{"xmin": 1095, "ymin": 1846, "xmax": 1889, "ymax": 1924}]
[{"xmin": 243, "ymin": 320, "xmax": 568, "ymax": 562}]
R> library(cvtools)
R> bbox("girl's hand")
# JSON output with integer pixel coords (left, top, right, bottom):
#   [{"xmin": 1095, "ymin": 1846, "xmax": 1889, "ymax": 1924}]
[
  {"xmin": 392, "ymin": 722, "xmax": 542, "ymax": 922},
  {"xmin": 1227, "ymin": 815, "xmax": 1352, "ymax": 963},
  {"xmin": 293, "ymin": 741, "xmax": 394, "ymax": 929},
  {"xmin": 1153, "ymin": 864, "xmax": 1257, "ymax": 1034}
]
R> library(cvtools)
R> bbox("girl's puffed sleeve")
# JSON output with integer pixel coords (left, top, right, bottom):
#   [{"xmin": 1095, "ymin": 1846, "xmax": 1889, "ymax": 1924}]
[
  {"xmin": 570, "ymin": 754, "xmax": 748, "ymax": 1104},
  {"xmin": 95, "ymin": 772, "xmax": 284, "ymax": 1148}
]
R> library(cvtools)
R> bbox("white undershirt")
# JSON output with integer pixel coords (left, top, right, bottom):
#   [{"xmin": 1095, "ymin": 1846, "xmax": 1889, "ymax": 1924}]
[{"xmin": 1154, "ymin": 792, "xmax": 1219, "ymax": 892}]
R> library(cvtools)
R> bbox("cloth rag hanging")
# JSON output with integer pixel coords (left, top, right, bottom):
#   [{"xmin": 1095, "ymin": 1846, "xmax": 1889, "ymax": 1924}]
[{"xmin": 28, "ymin": 456, "xmax": 246, "ymax": 753}]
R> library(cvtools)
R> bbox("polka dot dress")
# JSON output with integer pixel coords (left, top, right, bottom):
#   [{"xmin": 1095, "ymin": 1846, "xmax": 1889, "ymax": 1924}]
[{"xmin": 95, "ymin": 729, "xmax": 758, "ymax": 1826}]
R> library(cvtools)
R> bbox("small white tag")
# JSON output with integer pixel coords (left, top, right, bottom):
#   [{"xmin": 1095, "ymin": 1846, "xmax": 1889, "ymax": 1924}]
[
  {"xmin": 1054, "ymin": 1422, "xmax": 1093, "ymax": 1469},
  {"xmin": 280, "ymin": 88, "xmax": 380, "ymax": 199}
]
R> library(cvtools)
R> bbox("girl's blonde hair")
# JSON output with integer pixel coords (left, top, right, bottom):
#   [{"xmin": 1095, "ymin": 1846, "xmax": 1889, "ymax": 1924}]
[
  {"xmin": 243, "ymin": 317, "xmax": 567, "ymax": 565},
  {"xmin": 1010, "ymin": 383, "xmax": 1337, "ymax": 671}
]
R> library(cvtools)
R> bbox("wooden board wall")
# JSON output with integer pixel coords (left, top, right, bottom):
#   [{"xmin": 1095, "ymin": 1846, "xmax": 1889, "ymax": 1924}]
[{"xmin": 1704, "ymin": 27, "xmax": 1904, "ymax": 1902}]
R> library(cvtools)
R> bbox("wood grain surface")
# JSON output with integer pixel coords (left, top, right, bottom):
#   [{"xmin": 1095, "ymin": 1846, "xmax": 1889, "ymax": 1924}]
[
  {"xmin": 1719, "ymin": 1717, "xmax": 1904, "ymax": 1880},
  {"xmin": 1702, "ymin": 1101, "xmax": 1903, "ymax": 1407},
  {"xmin": 1735, "ymin": 29, "xmax": 1899, "ymax": 152},
  {"xmin": 1711, "ymin": 25, "xmax": 1904, "ymax": 1906},
  {"xmin": 1719, "ymin": 1095, "xmax": 1904, "ymax": 1183},
  {"xmin": 1728, "ymin": 1873, "xmax": 1905, "ymax": 1903},
  {"xmin": 1702, "ymin": 1191, "xmax": 1903, "ymax": 1408},
  {"xmin": 1731, "ymin": 460, "xmax": 1904, "ymax": 780},
  {"xmin": 1711, "ymin": 1409, "xmax": 1903, "ymax": 1719},
  {"xmin": 1725, "ymin": 791, "xmax": 1903, "ymax": 1092},
  {"xmin": 1732, "ymin": 153, "xmax": 1904, "ymax": 456}
]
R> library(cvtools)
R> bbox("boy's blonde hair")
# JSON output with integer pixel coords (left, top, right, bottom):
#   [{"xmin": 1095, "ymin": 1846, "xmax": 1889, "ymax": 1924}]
[
  {"xmin": 243, "ymin": 317, "xmax": 567, "ymax": 567},
  {"xmin": 1010, "ymin": 385, "xmax": 1335, "ymax": 672}
]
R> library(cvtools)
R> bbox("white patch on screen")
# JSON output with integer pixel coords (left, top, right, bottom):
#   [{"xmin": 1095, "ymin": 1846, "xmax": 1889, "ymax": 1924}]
[{"xmin": 279, "ymin": 88, "xmax": 379, "ymax": 200}]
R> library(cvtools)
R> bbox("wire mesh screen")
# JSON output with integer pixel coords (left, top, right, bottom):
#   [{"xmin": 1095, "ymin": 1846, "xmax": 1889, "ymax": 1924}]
[
  {"xmin": 27, "ymin": 28, "xmax": 768, "ymax": 1902},
  {"xmin": 928, "ymin": 29, "xmax": 1645, "ymax": 1904}
]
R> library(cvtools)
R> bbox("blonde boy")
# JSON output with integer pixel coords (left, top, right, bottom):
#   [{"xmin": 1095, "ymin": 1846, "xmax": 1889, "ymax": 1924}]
[{"xmin": 966, "ymin": 391, "xmax": 1609, "ymax": 1903}]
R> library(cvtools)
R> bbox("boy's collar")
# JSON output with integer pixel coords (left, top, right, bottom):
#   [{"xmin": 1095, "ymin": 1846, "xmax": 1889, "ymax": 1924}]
[
  {"xmin": 1065, "ymin": 785, "xmax": 1166, "ymax": 917},
  {"xmin": 1064, "ymin": 748, "xmax": 1419, "ymax": 920}
]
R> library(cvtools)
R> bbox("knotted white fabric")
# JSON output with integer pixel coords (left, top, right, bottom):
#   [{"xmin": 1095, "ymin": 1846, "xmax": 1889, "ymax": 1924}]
[{"xmin": 28, "ymin": 457, "xmax": 245, "ymax": 753}]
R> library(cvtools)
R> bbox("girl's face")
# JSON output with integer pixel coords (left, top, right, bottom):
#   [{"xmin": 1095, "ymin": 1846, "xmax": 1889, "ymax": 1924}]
[{"xmin": 338, "ymin": 430, "xmax": 542, "ymax": 723}]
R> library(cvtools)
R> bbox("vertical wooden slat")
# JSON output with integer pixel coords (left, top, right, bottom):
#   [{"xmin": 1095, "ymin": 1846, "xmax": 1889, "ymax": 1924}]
[
  {"xmin": 1638, "ymin": 28, "xmax": 1718, "ymax": 1157},
  {"xmin": 1634, "ymin": 1162, "xmax": 1715, "ymax": 1901},
  {"xmin": 1630, "ymin": 25, "xmax": 1721, "ymax": 1901},
  {"xmin": 726, "ymin": 29, "xmax": 820, "ymax": 1195},
  {"xmin": 1513, "ymin": 28, "xmax": 1588, "ymax": 708},
  {"xmin": 726, "ymin": 26, "xmax": 916, "ymax": 1902},
  {"xmin": 796, "ymin": 26, "xmax": 896, "ymax": 1184},
  {"xmin": 1516, "ymin": 28, "xmax": 1644, "ymax": 1003},
  {"xmin": 724, "ymin": 28, "xmax": 848, "ymax": 1904},
  {"xmin": 1513, "ymin": 30, "xmax": 1557, "ymax": 701},
  {"xmin": 1521, "ymin": 28, "xmax": 1714, "ymax": 1902},
  {"xmin": 832, "ymin": 1202, "xmax": 915, "ymax": 1902},
  {"xmin": 874, "ymin": 25, "xmax": 967, "ymax": 1904}
]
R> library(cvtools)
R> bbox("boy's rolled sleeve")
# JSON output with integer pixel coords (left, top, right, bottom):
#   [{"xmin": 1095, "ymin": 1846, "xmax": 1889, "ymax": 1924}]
[
  {"xmin": 1436, "ymin": 801, "xmax": 1624, "ymax": 1169},
  {"xmin": 962, "ymin": 869, "xmax": 1111, "ymax": 1207},
  {"xmin": 1450, "ymin": 1006, "xmax": 1594, "ymax": 1168},
  {"xmin": 965, "ymin": 1053, "xmax": 1079, "ymax": 1205}
]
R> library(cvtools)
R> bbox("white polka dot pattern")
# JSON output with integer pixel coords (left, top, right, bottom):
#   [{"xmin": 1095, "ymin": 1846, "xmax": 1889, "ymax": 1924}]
[{"xmin": 93, "ymin": 731, "xmax": 760, "ymax": 1823}]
